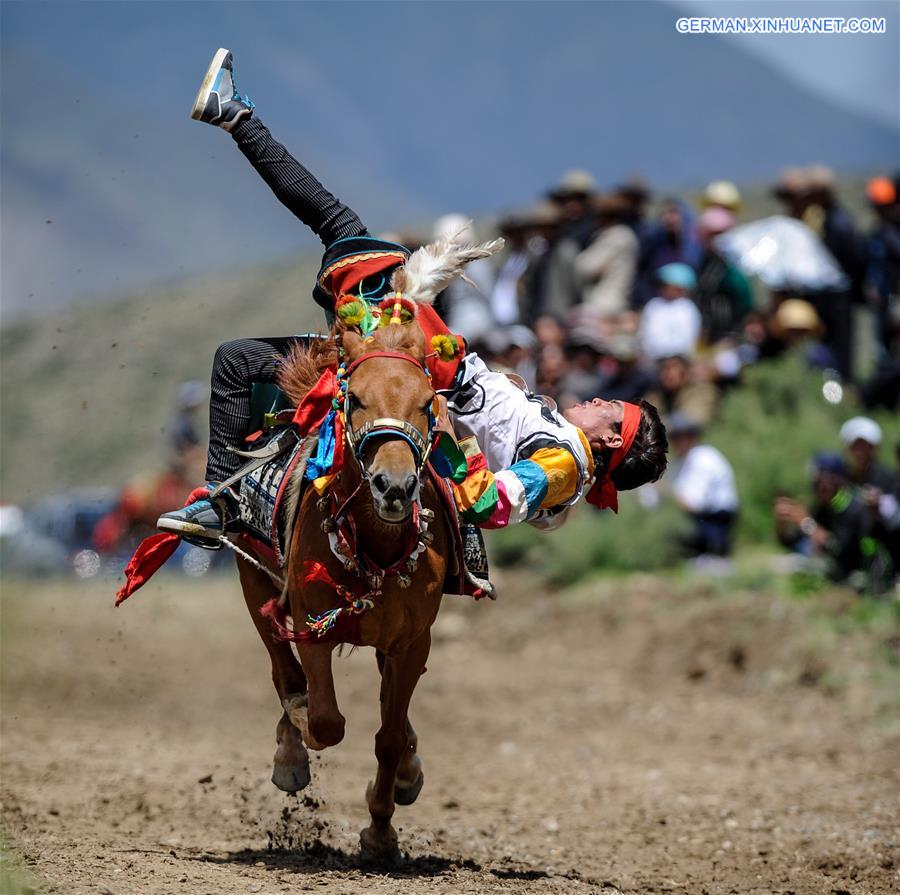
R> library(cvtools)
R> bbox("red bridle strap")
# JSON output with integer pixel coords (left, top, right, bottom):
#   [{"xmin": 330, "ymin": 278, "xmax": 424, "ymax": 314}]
[{"xmin": 343, "ymin": 350, "xmax": 428, "ymax": 377}]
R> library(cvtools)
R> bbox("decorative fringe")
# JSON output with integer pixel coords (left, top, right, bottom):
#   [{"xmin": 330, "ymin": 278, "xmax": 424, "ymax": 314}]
[
  {"xmin": 335, "ymin": 294, "xmax": 369, "ymax": 326},
  {"xmin": 376, "ymin": 294, "xmax": 418, "ymax": 327},
  {"xmin": 260, "ymin": 596, "xmax": 303, "ymax": 642},
  {"xmin": 430, "ymin": 333, "xmax": 462, "ymax": 362}
]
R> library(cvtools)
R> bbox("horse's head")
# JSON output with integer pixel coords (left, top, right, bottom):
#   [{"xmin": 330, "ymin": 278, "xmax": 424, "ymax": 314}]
[{"xmin": 341, "ymin": 325, "xmax": 435, "ymax": 523}]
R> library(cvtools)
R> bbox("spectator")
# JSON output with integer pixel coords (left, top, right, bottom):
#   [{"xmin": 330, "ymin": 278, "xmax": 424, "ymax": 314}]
[
  {"xmin": 490, "ymin": 211, "xmax": 532, "ymax": 325},
  {"xmin": 794, "ymin": 165, "xmax": 862, "ymax": 379},
  {"xmin": 644, "ymin": 198, "xmax": 704, "ymax": 274},
  {"xmin": 772, "ymin": 167, "xmax": 811, "ymax": 220},
  {"xmin": 839, "ymin": 416, "xmax": 899, "ymax": 500},
  {"xmin": 483, "ymin": 325, "xmax": 538, "ymax": 385},
  {"xmin": 839, "ymin": 417, "xmax": 900, "ymax": 578},
  {"xmin": 546, "ymin": 169, "xmax": 598, "ymax": 249},
  {"xmin": 616, "ymin": 176, "xmax": 665, "ymax": 308},
  {"xmin": 804, "ymin": 165, "xmax": 867, "ymax": 296},
  {"xmin": 695, "ymin": 207, "xmax": 754, "ymax": 345},
  {"xmin": 774, "ymin": 453, "xmax": 882, "ymax": 585},
  {"xmin": 864, "ymin": 175, "xmax": 900, "ymax": 355},
  {"xmin": 575, "ymin": 194, "xmax": 639, "ymax": 318},
  {"xmin": 646, "ymin": 354, "xmax": 719, "ymax": 426},
  {"xmin": 535, "ymin": 342, "xmax": 567, "ymax": 401},
  {"xmin": 528, "ymin": 202, "xmax": 582, "ymax": 325},
  {"xmin": 639, "ymin": 263, "xmax": 702, "ymax": 360},
  {"xmin": 595, "ymin": 332, "xmax": 654, "ymax": 404},
  {"xmin": 668, "ymin": 413, "xmax": 739, "ymax": 558},
  {"xmin": 860, "ymin": 300, "xmax": 900, "ymax": 411},
  {"xmin": 769, "ymin": 299, "xmax": 835, "ymax": 370},
  {"xmin": 700, "ymin": 180, "xmax": 742, "ymax": 215},
  {"xmin": 169, "ymin": 380, "xmax": 206, "ymax": 479},
  {"xmin": 558, "ymin": 328, "xmax": 605, "ymax": 408}
]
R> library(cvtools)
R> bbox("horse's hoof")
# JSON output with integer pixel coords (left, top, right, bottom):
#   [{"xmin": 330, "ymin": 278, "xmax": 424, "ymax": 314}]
[
  {"xmin": 271, "ymin": 760, "xmax": 311, "ymax": 793},
  {"xmin": 394, "ymin": 769, "xmax": 424, "ymax": 806},
  {"xmin": 359, "ymin": 826, "xmax": 401, "ymax": 866}
]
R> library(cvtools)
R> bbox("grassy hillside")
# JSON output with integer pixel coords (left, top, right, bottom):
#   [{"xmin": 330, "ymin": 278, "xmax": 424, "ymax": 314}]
[{"xmin": 0, "ymin": 253, "xmax": 324, "ymax": 502}]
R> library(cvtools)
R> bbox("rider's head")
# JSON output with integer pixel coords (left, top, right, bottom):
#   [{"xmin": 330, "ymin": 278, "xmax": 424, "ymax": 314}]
[{"xmin": 563, "ymin": 398, "xmax": 668, "ymax": 510}]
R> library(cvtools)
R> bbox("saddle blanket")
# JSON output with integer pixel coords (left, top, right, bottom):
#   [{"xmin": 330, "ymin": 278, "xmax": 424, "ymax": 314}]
[{"xmin": 235, "ymin": 424, "xmax": 493, "ymax": 598}]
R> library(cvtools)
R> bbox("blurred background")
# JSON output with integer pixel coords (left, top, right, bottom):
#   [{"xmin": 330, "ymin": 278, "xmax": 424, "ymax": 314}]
[
  {"xmin": 1, "ymin": 0, "xmax": 897, "ymax": 593},
  {"xmin": 1, "ymin": 3, "xmax": 899, "ymax": 892}
]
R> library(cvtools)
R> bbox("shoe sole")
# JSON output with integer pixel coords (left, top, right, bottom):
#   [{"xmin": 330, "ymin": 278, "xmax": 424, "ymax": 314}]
[
  {"xmin": 190, "ymin": 46, "xmax": 230, "ymax": 120},
  {"xmin": 157, "ymin": 517, "xmax": 222, "ymax": 541}
]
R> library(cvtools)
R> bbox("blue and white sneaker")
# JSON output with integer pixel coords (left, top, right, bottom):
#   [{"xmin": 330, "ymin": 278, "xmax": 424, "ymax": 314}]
[
  {"xmin": 190, "ymin": 47, "xmax": 255, "ymax": 132},
  {"xmin": 157, "ymin": 485, "xmax": 235, "ymax": 548}
]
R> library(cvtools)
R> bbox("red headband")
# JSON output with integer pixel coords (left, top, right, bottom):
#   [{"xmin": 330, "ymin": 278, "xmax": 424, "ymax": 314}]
[{"xmin": 585, "ymin": 401, "xmax": 641, "ymax": 513}]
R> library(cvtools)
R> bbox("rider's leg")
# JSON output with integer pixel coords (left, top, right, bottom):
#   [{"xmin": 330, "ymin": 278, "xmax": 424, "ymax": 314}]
[
  {"xmin": 205, "ymin": 336, "xmax": 299, "ymax": 482},
  {"xmin": 157, "ymin": 336, "xmax": 299, "ymax": 540},
  {"xmin": 231, "ymin": 117, "xmax": 368, "ymax": 247},
  {"xmin": 191, "ymin": 47, "xmax": 368, "ymax": 246}
]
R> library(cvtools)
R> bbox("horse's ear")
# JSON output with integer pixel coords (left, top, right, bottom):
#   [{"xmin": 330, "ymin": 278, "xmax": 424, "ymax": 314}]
[{"xmin": 342, "ymin": 330, "xmax": 366, "ymax": 361}]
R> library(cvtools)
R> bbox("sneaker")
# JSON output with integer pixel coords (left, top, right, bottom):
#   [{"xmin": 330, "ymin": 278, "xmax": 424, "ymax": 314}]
[
  {"xmin": 158, "ymin": 490, "xmax": 227, "ymax": 548},
  {"xmin": 190, "ymin": 47, "xmax": 254, "ymax": 132}
]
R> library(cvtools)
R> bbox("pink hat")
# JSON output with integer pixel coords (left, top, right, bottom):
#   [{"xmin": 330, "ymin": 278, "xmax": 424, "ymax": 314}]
[{"xmin": 698, "ymin": 206, "xmax": 736, "ymax": 236}]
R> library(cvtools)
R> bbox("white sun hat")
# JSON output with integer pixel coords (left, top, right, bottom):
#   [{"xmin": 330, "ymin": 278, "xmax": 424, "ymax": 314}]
[{"xmin": 839, "ymin": 416, "xmax": 883, "ymax": 447}]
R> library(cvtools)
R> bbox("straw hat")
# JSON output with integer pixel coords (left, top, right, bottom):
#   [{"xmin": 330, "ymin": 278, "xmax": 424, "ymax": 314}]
[
  {"xmin": 771, "ymin": 299, "xmax": 824, "ymax": 337},
  {"xmin": 701, "ymin": 180, "xmax": 742, "ymax": 212},
  {"xmin": 547, "ymin": 169, "xmax": 597, "ymax": 200}
]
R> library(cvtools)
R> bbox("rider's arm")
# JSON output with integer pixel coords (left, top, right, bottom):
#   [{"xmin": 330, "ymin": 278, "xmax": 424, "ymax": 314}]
[{"xmin": 452, "ymin": 438, "xmax": 584, "ymax": 529}]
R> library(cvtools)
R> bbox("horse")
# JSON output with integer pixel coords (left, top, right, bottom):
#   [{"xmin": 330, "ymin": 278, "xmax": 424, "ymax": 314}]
[{"xmin": 235, "ymin": 318, "xmax": 452, "ymax": 862}]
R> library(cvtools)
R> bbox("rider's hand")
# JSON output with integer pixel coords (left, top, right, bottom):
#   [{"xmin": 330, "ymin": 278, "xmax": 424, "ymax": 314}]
[{"xmin": 433, "ymin": 395, "xmax": 456, "ymax": 441}]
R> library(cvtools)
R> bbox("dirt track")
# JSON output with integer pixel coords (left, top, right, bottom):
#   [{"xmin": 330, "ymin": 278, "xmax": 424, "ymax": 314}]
[{"xmin": 1, "ymin": 569, "xmax": 897, "ymax": 894}]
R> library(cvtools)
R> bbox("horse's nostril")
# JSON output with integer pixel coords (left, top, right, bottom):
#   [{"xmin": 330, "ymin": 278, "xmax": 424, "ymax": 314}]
[
  {"xmin": 404, "ymin": 475, "xmax": 418, "ymax": 498},
  {"xmin": 372, "ymin": 473, "xmax": 390, "ymax": 494}
]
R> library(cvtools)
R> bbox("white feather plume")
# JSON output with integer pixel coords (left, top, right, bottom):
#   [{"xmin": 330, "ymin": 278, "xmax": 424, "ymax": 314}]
[{"xmin": 391, "ymin": 228, "xmax": 505, "ymax": 306}]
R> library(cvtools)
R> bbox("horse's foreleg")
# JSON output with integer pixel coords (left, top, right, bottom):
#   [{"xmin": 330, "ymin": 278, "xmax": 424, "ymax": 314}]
[
  {"xmin": 236, "ymin": 557, "xmax": 310, "ymax": 791},
  {"xmin": 236, "ymin": 557, "xmax": 308, "ymax": 699},
  {"xmin": 361, "ymin": 631, "xmax": 431, "ymax": 862},
  {"xmin": 295, "ymin": 642, "xmax": 345, "ymax": 750},
  {"xmin": 375, "ymin": 651, "xmax": 424, "ymax": 806}
]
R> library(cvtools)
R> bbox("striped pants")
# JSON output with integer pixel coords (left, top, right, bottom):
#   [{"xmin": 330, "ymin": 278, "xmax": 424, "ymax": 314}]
[{"xmin": 204, "ymin": 116, "xmax": 366, "ymax": 481}]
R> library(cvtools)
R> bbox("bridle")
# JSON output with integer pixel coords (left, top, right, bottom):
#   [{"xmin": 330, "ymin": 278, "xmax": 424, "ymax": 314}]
[
  {"xmin": 309, "ymin": 348, "xmax": 439, "ymax": 609},
  {"xmin": 340, "ymin": 350, "xmax": 437, "ymax": 482}
]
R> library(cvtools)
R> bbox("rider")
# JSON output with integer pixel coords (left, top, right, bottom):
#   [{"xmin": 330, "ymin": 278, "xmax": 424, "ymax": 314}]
[{"xmin": 157, "ymin": 49, "xmax": 667, "ymax": 542}]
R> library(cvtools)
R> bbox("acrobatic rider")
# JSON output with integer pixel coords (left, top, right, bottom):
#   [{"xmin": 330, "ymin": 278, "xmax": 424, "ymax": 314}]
[{"xmin": 157, "ymin": 49, "xmax": 667, "ymax": 543}]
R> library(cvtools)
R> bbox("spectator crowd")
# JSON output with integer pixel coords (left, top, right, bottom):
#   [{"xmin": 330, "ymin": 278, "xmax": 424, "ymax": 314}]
[{"xmin": 409, "ymin": 166, "xmax": 899, "ymax": 589}]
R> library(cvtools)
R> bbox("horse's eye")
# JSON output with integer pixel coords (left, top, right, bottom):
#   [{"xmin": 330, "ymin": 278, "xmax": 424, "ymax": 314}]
[{"xmin": 347, "ymin": 392, "xmax": 364, "ymax": 410}]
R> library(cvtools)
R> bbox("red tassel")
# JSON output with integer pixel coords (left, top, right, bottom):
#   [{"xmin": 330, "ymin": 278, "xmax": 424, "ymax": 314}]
[
  {"xmin": 303, "ymin": 560, "xmax": 339, "ymax": 587},
  {"xmin": 260, "ymin": 596, "xmax": 301, "ymax": 641}
]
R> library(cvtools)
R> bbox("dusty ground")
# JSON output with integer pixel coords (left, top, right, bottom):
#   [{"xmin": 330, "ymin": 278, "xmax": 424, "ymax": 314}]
[{"xmin": 1, "ymin": 567, "xmax": 897, "ymax": 895}]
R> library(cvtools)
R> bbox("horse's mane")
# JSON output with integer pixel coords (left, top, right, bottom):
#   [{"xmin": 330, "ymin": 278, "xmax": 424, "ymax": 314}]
[
  {"xmin": 277, "ymin": 337, "xmax": 339, "ymax": 406},
  {"xmin": 277, "ymin": 323, "xmax": 426, "ymax": 407}
]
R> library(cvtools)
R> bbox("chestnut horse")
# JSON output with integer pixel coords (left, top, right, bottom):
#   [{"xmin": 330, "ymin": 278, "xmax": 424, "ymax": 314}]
[{"xmin": 236, "ymin": 320, "xmax": 450, "ymax": 861}]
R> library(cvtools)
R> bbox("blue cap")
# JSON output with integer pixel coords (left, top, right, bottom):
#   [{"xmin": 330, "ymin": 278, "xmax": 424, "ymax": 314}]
[
  {"xmin": 810, "ymin": 452, "xmax": 846, "ymax": 477},
  {"xmin": 656, "ymin": 262, "xmax": 697, "ymax": 290}
]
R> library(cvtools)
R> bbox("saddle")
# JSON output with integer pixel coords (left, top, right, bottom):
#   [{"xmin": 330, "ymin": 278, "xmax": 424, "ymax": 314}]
[{"xmin": 230, "ymin": 388, "xmax": 494, "ymax": 599}]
